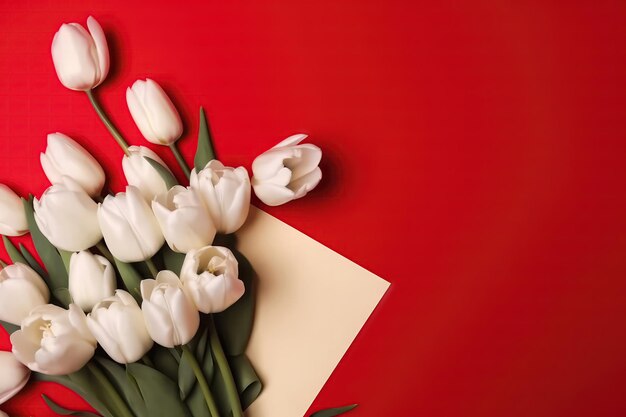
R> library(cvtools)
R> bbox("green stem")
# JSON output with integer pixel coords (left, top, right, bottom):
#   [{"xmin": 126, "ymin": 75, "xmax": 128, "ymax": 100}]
[
  {"xmin": 181, "ymin": 344, "xmax": 220, "ymax": 417},
  {"xmin": 209, "ymin": 315, "xmax": 244, "ymax": 417},
  {"xmin": 86, "ymin": 90, "xmax": 130, "ymax": 155},
  {"xmin": 145, "ymin": 258, "xmax": 158, "ymax": 278},
  {"xmin": 87, "ymin": 362, "xmax": 135, "ymax": 417},
  {"xmin": 0, "ymin": 259, "xmax": 6, "ymax": 268},
  {"xmin": 169, "ymin": 143, "xmax": 191, "ymax": 179}
]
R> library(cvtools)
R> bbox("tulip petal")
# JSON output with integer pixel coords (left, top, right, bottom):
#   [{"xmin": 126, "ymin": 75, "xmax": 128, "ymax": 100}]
[
  {"xmin": 0, "ymin": 351, "xmax": 30, "ymax": 405},
  {"xmin": 86, "ymin": 16, "xmax": 109, "ymax": 86},
  {"xmin": 273, "ymin": 133, "xmax": 308, "ymax": 148},
  {"xmin": 252, "ymin": 182, "xmax": 296, "ymax": 206},
  {"xmin": 51, "ymin": 23, "xmax": 99, "ymax": 90}
]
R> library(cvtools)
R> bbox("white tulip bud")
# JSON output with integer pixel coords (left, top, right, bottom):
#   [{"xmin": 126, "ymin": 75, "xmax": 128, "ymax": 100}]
[
  {"xmin": 190, "ymin": 160, "xmax": 250, "ymax": 234},
  {"xmin": 0, "ymin": 351, "xmax": 30, "ymax": 405},
  {"xmin": 68, "ymin": 251, "xmax": 116, "ymax": 312},
  {"xmin": 152, "ymin": 186, "xmax": 216, "ymax": 253},
  {"xmin": 51, "ymin": 16, "xmax": 109, "ymax": 91},
  {"xmin": 180, "ymin": 246, "xmax": 244, "ymax": 313},
  {"xmin": 11, "ymin": 304, "xmax": 96, "ymax": 375},
  {"xmin": 126, "ymin": 79, "xmax": 183, "ymax": 145},
  {"xmin": 87, "ymin": 290, "xmax": 153, "ymax": 364},
  {"xmin": 40, "ymin": 133, "xmax": 105, "ymax": 197},
  {"xmin": 98, "ymin": 186, "xmax": 164, "ymax": 263},
  {"xmin": 140, "ymin": 271, "xmax": 199, "ymax": 348},
  {"xmin": 0, "ymin": 263, "xmax": 50, "ymax": 326},
  {"xmin": 0, "ymin": 185, "xmax": 28, "ymax": 237},
  {"xmin": 251, "ymin": 134, "xmax": 322, "ymax": 206},
  {"xmin": 122, "ymin": 146, "xmax": 173, "ymax": 202},
  {"xmin": 34, "ymin": 180, "xmax": 102, "ymax": 252}
]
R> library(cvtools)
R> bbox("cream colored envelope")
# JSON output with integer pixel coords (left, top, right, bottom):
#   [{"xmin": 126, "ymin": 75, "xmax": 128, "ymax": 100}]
[{"xmin": 237, "ymin": 207, "xmax": 390, "ymax": 417}]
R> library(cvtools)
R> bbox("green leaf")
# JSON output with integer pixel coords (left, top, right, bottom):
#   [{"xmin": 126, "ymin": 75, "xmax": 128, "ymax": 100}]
[
  {"xmin": 194, "ymin": 107, "xmax": 216, "ymax": 171},
  {"xmin": 178, "ymin": 349, "xmax": 196, "ymax": 401},
  {"xmin": 2, "ymin": 235, "xmax": 27, "ymax": 265},
  {"xmin": 186, "ymin": 384, "xmax": 211, "ymax": 417},
  {"xmin": 0, "ymin": 319, "xmax": 19, "ymax": 335},
  {"xmin": 113, "ymin": 258, "xmax": 143, "ymax": 302},
  {"xmin": 309, "ymin": 405, "xmax": 358, "ymax": 417},
  {"xmin": 59, "ymin": 249, "xmax": 73, "ymax": 272},
  {"xmin": 19, "ymin": 243, "xmax": 48, "ymax": 279},
  {"xmin": 214, "ymin": 248, "xmax": 255, "ymax": 355},
  {"xmin": 126, "ymin": 362, "xmax": 192, "ymax": 417},
  {"xmin": 150, "ymin": 345, "xmax": 180, "ymax": 382},
  {"xmin": 94, "ymin": 357, "xmax": 148, "ymax": 417},
  {"xmin": 196, "ymin": 326, "xmax": 213, "ymax": 380},
  {"xmin": 34, "ymin": 371, "xmax": 115, "ymax": 417},
  {"xmin": 144, "ymin": 156, "xmax": 178, "ymax": 189},
  {"xmin": 162, "ymin": 245, "xmax": 186, "ymax": 275},
  {"xmin": 230, "ymin": 354, "xmax": 262, "ymax": 410},
  {"xmin": 22, "ymin": 196, "xmax": 68, "ymax": 292},
  {"xmin": 53, "ymin": 288, "xmax": 73, "ymax": 306},
  {"xmin": 41, "ymin": 394, "xmax": 101, "ymax": 417}
]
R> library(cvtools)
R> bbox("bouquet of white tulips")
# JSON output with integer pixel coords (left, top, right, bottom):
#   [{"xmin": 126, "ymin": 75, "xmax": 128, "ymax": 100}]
[{"xmin": 0, "ymin": 16, "xmax": 338, "ymax": 417}]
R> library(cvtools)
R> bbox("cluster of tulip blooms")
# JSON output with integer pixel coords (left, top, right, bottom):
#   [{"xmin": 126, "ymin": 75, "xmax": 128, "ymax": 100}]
[{"xmin": 0, "ymin": 16, "xmax": 323, "ymax": 417}]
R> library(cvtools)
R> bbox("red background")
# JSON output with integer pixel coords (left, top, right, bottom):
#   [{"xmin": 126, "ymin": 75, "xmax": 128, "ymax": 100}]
[{"xmin": 1, "ymin": 1, "xmax": 626, "ymax": 416}]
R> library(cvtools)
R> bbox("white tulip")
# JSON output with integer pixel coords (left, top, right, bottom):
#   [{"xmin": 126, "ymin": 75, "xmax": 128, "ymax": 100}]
[
  {"xmin": 122, "ymin": 146, "xmax": 173, "ymax": 202},
  {"xmin": 69, "ymin": 251, "xmax": 115, "ymax": 312},
  {"xmin": 40, "ymin": 133, "xmax": 105, "ymax": 197},
  {"xmin": 152, "ymin": 186, "xmax": 216, "ymax": 253},
  {"xmin": 126, "ymin": 79, "xmax": 183, "ymax": 145},
  {"xmin": 180, "ymin": 246, "xmax": 244, "ymax": 313},
  {"xmin": 0, "ymin": 185, "xmax": 27, "ymax": 237},
  {"xmin": 190, "ymin": 160, "xmax": 250, "ymax": 234},
  {"xmin": 87, "ymin": 290, "xmax": 153, "ymax": 364},
  {"xmin": 98, "ymin": 186, "xmax": 164, "ymax": 263},
  {"xmin": 141, "ymin": 271, "xmax": 199, "ymax": 348},
  {"xmin": 11, "ymin": 304, "xmax": 96, "ymax": 375},
  {"xmin": 51, "ymin": 16, "xmax": 109, "ymax": 91},
  {"xmin": 0, "ymin": 351, "xmax": 30, "ymax": 405},
  {"xmin": 0, "ymin": 263, "xmax": 50, "ymax": 326},
  {"xmin": 251, "ymin": 134, "xmax": 322, "ymax": 206},
  {"xmin": 34, "ymin": 180, "xmax": 102, "ymax": 252}
]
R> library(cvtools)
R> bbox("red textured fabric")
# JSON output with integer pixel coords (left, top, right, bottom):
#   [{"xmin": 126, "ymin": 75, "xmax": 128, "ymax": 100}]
[{"xmin": 1, "ymin": 1, "xmax": 626, "ymax": 416}]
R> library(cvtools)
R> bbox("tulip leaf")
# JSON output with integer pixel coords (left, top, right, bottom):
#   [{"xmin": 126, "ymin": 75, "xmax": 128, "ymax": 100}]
[
  {"xmin": 22, "ymin": 196, "xmax": 68, "ymax": 293},
  {"xmin": 194, "ymin": 107, "xmax": 216, "ymax": 171},
  {"xmin": 95, "ymin": 357, "xmax": 148, "ymax": 417},
  {"xmin": 53, "ymin": 288, "xmax": 73, "ymax": 306},
  {"xmin": 196, "ymin": 325, "xmax": 214, "ymax": 380},
  {"xmin": 213, "ymin": 248, "xmax": 256, "ymax": 356},
  {"xmin": 162, "ymin": 245, "xmax": 186, "ymax": 275},
  {"xmin": 41, "ymin": 394, "xmax": 101, "ymax": 417},
  {"xmin": 144, "ymin": 156, "xmax": 178, "ymax": 189},
  {"xmin": 208, "ymin": 362, "xmax": 230, "ymax": 415},
  {"xmin": 186, "ymin": 384, "xmax": 211, "ymax": 417},
  {"xmin": 178, "ymin": 349, "xmax": 196, "ymax": 401},
  {"xmin": 126, "ymin": 362, "xmax": 192, "ymax": 417},
  {"xmin": 149, "ymin": 345, "xmax": 180, "ymax": 382},
  {"xmin": 0, "ymin": 319, "xmax": 19, "ymax": 335},
  {"xmin": 34, "ymin": 371, "xmax": 115, "ymax": 417},
  {"xmin": 2, "ymin": 235, "xmax": 27, "ymax": 265},
  {"xmin": 59, "ymin": 249, "xmax": 73, "ymax": 272},
  {"xmin": 113, "ymin": 258, "xmax": 143, "ymax": 302},
  {"xmin": 19, "ymin": 243, "xmax": 48, "ymax": 279},
  {"xmin": 230, "ymin": 354, "xmax": 262, "ymax": 410},
  {"xmin": 309, "ymin": 405, "xmax": 359, "ymax": 417}
]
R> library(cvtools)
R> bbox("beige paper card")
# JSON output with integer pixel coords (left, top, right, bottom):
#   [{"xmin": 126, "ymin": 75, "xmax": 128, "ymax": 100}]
[{"xmin": 236, "ymin": 207, "xmax": 390, "ymax": 417}]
